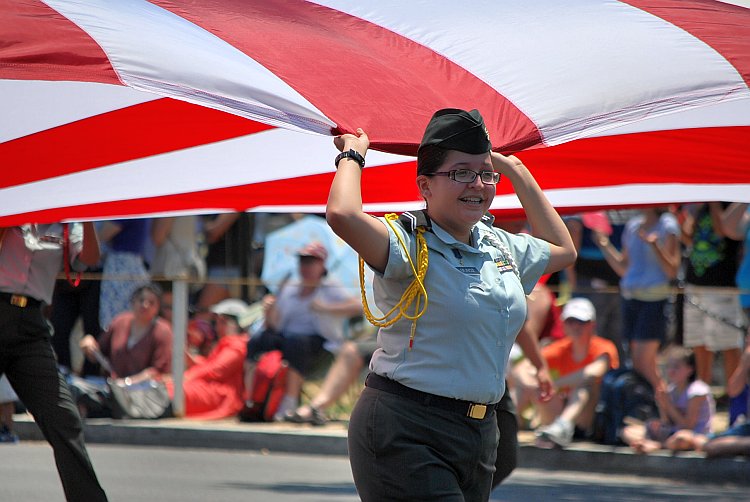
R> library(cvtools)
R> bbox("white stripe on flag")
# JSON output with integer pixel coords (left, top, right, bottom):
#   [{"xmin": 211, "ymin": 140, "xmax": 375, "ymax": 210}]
[
  {"xmin": 43, "ymin": 0, "xmax": 336, "ymax": 134},
  {"xmin": 314, "ymin": 0, "xmax": 750, "ymax": 144},
  {"xmin": 584, "ymin": 97, "xmax": 750, "ymax": 138},
  {"xmin": 0, "ymin": 80, "xmax": 157, "ymax": 143}
]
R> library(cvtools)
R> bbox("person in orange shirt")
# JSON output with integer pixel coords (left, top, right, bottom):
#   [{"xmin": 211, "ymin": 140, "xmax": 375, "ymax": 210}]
[{"xmin": 512, "ymin": 297, "xmax": 619, "ymax": 447}]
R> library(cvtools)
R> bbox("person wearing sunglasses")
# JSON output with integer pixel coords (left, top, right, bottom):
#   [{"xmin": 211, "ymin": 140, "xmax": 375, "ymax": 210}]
[{"xmin": 327, "ymin": 108, "xmax": 576, "ymax": 501}]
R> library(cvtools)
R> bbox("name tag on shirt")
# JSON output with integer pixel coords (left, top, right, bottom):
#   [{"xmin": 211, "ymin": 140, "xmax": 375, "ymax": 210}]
[
  {"xmin": 457, "ymin": 266, "xmax": 480, "ymax": 276},
  {"xmin": 495, "ymin": 257, "xmax": 514, "ymax": 273}
]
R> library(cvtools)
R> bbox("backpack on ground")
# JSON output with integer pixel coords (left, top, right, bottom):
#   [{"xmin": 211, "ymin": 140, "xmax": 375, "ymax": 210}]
[
  {"xmin": 238, "ymin": 350, "xmax": 288, "ymax": 422},
  {"xmin": 592, "ymin": 368, "xmax": 659, "ymax": 445}
]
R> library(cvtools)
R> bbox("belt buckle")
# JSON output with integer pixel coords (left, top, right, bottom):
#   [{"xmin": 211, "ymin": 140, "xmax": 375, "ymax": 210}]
[
  {"xmin": 10, "ymin": 295, "xmax": 28, "ymax": 308},
  {"xmin": 467, "ymin": 403, "xmax": 487, "ymax": 419}
]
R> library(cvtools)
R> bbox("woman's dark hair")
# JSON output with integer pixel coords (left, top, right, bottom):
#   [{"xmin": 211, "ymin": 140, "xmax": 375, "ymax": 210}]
[
  {"xmin": 129, "ymin": 282, "xmax": 163, "ymax": 306},
  {"xmin": 417, "ymin": 145, "xmax": 449, "ymax": 176}
]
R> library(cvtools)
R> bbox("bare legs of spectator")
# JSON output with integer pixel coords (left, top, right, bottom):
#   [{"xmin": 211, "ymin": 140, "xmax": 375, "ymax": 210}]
[
  {"xmin": 693, "ymin": 345, "xmax": 714, "ymax": 384},
  {"xmin": 535, "ymin": 371, "xmax": 600, "ymax": 432},
  {"xmin": 630, "ymin": 339, "xmax": 663, "ymax": 391},
  {"xmin": 623, "ymin": 423, "xmax": 708, "ymax": 454},
  {"xmin": 621, "ymin": 421, "xmax": 662, "ymax": 453},
  {"xmin": 693, "ymin": 345, "xmax": 741, "ymax": 389},
  {"xmin": 291, "ymin": 341, "xmax": 365, "ymax": 423},
  {"xmin": 274, "ymin": 368, "xmax": 303, "ymax": 420},
  {"xmin": 703, "ymin": 436, "xmax": 750, "ymax": 458},
  {"xmin": 512, "ymin": 359, "xmax": 600, "ymax": 433}
]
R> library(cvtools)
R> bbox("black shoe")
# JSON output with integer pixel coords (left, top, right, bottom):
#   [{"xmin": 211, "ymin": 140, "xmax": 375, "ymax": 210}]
[
  {"xmin": 284, "ymin": 406, "xmax": 328, "ymax": 426},
  {"xmin": 309, "ymin": 407, "xmax": 328, "ymax": 426}
]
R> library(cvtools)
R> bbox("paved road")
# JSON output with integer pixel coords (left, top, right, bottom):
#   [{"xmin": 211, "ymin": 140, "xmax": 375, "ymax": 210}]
[{"xmin": 1, "ymin": 442, "xmax": 746, "ymax": 502}]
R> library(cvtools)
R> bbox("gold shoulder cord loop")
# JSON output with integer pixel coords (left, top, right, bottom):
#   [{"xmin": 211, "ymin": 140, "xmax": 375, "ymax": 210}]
[{"xmin": 359, "ymin": 213, "xmax": 429, "ymax": 350}]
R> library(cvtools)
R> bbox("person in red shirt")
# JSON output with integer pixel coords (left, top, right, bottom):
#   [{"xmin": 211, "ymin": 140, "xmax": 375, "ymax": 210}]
[
  {"xmin": 512, "ymin": 297, "xmax": 619, "ymax": 447},
  {"xmin": 172, "ymin": 299, "xmax": 249, "ymax": 419}
]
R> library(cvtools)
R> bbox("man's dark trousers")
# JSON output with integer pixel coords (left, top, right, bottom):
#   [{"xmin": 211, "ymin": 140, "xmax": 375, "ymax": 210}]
[{"xmin": 0, "ymin": 301, "xmax": 108, "ymax": 501}]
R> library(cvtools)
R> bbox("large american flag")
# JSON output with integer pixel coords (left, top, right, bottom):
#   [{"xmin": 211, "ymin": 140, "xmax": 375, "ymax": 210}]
[{"xmin": 2, "ymin": 0, "xmax": 749, "ymax": 225}]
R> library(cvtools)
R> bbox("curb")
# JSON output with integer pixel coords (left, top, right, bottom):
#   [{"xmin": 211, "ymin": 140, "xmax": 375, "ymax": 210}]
[
  {"xmin": 517, "ymin": 443, "xmax": 749, "ymax": 485},
  {"xmin": 15, "ymin": 416, "xmax": 349, "ymax": 456},
  {"xmin": 14, "ymin": 416, "xmax": 749, "ymax": 485}
]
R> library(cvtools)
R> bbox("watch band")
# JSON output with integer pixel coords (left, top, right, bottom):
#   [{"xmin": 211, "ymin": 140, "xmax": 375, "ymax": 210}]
[{"xmin": 335, "ymin": 149, "xmax": 366, "ymax": 169}]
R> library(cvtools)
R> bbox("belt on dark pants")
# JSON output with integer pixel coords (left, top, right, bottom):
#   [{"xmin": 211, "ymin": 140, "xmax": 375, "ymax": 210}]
[
  {"xmin": 0, "ymin": 292, "xmax": 42, "ymax": 308},
  {"xmin": 365, "ymin": 373, "xmax": 498, "ymax": 420}
]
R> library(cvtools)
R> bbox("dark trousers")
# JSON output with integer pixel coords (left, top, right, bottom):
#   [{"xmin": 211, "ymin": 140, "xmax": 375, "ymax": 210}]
[
  {"xmin": 493, "ymin": 385, "xmax": 518, "ymax": 487},
  {"xmin": 348, "ymin": 386, "xmax": 498, "ymax": 501},
  {"xmin": 247, "ymin": 328, "xmax": 326, "ymax": 375},
  {"xmin": 0, "ymin": 301, "xmax": 108, "ymax": 502},
  {"xmin": 50, "ymin": 277, "xmax": 101, "ymax": 371}
]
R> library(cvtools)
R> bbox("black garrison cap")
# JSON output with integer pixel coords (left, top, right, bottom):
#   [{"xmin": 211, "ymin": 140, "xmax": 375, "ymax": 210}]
[{"xmin": 418, "ymin": 108, "xmax": 492, "ymax": 154}]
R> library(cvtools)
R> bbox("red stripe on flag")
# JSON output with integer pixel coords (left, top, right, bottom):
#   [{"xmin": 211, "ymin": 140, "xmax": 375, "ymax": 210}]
[
  {"xmin": 521, "ymin": 126, "xmax": 750, "ymax": 190},
  {"xmin": 0, "ymin": 99, "xmax": 273, "ymax": 187},
  {"xmin": 0, "ymin": 0, "xmax": 120, "ymax": 84},
  {"xmin": 2, "ymin": 125, "xmax": 748, "ymax": 226},
  {"xmin": 623, "ymin": 0, "xmax": 750, "ymax": 87},
  {"xmin": 151, "ymin": 0, "xmax": 542, "ymax": 155},
  {"xmin": 0, "ymin": 160, "xmax": 419, "ymax": 225}
]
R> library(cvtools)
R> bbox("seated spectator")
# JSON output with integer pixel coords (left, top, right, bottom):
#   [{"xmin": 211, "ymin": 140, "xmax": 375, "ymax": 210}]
[
  {"xmin": 284, "ymin": 332, "xmax": 377, "ymax": 426},
  {"xmin": 167, "ymin": 299, "xmax": 249, "ymax": 419},
  {"xmin": 73, "ymin": 283, "xmax": 173, "ymax": 418},
  {"xmin": 512, "ymin": 297, "xmax": 619, "ymax": 448},
  {"xmin": 244, "ymin": 242, "xmax": 362, "ymax": 421},
  {"xmin": 621, "ymin": 346, "xmax": 715, "ymax": 454},
  {"xmin": 187, "ymin": 318, "xmax": 218, "ymax": 357}
]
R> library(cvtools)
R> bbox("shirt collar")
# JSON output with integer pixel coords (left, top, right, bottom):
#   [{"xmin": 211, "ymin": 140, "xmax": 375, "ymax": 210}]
[{"xmin": 430, "ymin": 221, "xmax": 484, "ymax": 254}]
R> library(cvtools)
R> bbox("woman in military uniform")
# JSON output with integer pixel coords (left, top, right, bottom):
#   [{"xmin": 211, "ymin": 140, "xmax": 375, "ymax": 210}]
[{"xmin": 327, "ymin": 108, "xmax": 576, "ymax": 501}]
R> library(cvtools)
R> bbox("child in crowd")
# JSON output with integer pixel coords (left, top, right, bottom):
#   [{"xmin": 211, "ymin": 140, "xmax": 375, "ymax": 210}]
[
  {"xmin": 621, "ymin": 346, "xmax": 714, "ymax": 453},
  {"xmin": 688, "ymin": 332, "xmax": 750, "ymax": 458}
]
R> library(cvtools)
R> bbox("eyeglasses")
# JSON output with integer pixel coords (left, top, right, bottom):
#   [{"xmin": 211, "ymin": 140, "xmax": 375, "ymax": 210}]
[{"xmin": 427, "ymin": 169, "xmax": 500, "ymax": 185}]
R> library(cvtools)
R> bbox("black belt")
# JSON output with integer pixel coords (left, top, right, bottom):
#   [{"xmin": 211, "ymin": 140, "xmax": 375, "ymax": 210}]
[
  {"xmin": 365, "ymin": 373, "xmax": 497, "ymax": 420},
  {"xmin": 0, "ymin": 292, "xmax": 42, "ymax": 308}
]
